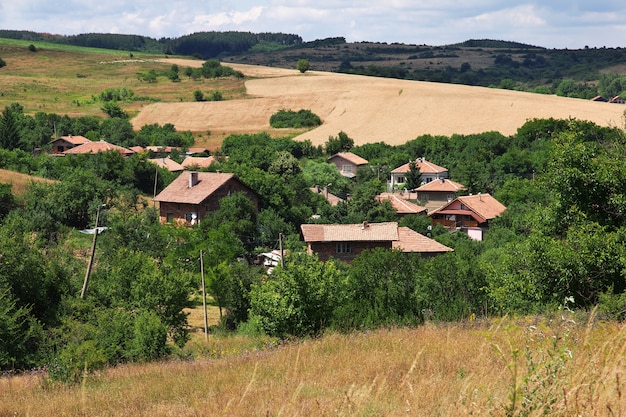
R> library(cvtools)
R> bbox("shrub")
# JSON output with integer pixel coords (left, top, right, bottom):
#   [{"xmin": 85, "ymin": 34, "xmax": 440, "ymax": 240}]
[
  {"xmin": 296, "ymin": 59, "xmax": 310, "ymax": 73},
  {"xmin": 269, "ymin": 109, "xmax": 321, "ymax": 128}
]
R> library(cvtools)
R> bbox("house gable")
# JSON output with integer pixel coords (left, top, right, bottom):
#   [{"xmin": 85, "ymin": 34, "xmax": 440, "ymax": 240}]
[{"xmin": 154, "ymin": 171, "xmax": 258, "ymax": 224}]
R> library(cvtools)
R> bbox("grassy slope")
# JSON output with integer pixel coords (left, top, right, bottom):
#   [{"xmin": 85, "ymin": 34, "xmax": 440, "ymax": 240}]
[
  {"xmin": 0, "ymin": 168, "xmax": 57, "ymax": 195},
  {"xmin": 1, "ymin": 314, "xmax": 625, "ymax": 416},
  {"xmin": 0, "ymin": 38, "xmax": 246, "ymax": 150}
]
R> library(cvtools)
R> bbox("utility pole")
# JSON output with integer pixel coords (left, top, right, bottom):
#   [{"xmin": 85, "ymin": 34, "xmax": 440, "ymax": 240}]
[
  {"xmin": 81, "ymin": 204, "xmax": 104, "ymax": 299},
  {"xmin": 279, "ymin": 233, "xmax": 284, "ymax": 268},
  {"xmin": 200, "ymin": 250, "xmax": 209, "ymax": 342}
]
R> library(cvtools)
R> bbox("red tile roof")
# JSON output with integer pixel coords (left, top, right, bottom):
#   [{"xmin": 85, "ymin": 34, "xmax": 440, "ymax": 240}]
[
  {"xmin": 154, "ymin": 172, "xmax": 239, "ymax": 205},
  {"xmin": 328, "ymin": 152, "xmax": 369, "ymax": 166},
  {"xmin": 63, "ymin": 140, "xmax": 134, "ymax": 156},
  {"xmin": 415, "ymin": 179, "xmax": 466, "ymax": 192},
  {"xmin": 391, "ymin": 159, "xmax": 448, "ymax": 174},
  {"xmin": 375, "ymin": 193, "xmax": 427, "ymax": 214},
  {"xmin": 393, "ymin": 227, "xmax": 453, "ymax": 253}
]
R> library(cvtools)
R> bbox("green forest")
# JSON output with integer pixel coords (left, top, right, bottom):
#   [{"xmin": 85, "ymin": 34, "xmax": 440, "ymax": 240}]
[{"xmin": 2, "ymin": 91, "xmax": 626, "ymax": 381}]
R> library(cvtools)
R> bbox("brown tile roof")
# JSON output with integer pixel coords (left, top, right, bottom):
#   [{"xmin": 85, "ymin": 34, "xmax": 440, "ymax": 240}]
[
  {"xmin": 63, "ymin": 140, "xmax": 134, "ymax": 156},
  {"xmin": 148, "ymin": 157, "xmax": 185, "ymax": 172},
  {"xmin": 391, "ymin": 159, "xmax": 448, "ymax": 174},
  {"xmin": 375, "ymin": 193, "xmax": 427, "ymax": 214},
  {"xmin": 154, "ymin": 172, "xmax": 239, "ymax": 204},
  {"xmin": 393, "ymin": 227, "xmax": 453, "ymax": 253},
  {"xmin": 431, "ymin": 193, "xmax": 506, "ymax": 221},
  {"xmin": 329, "ymin": 152, "xmax": 369, "ymax": 166},
  {"xmin": 458, "ymin": 194, "xmax": 506, "ymax": 220},
  {"xmin": 129, "ymin": 146, "xmax": 145, "ymax": 153},
  {"xmin": 301, "ymin": 222, "xmax": 399, "ymax": 242},
  {"xmin": 415, "ymin": 178, "xmax": 466, "ymax": 192},
  {"xmin": 54, "ymin": 135, "xmax": 91, "ymax": 146},
  {"xmin": 301, "ymin": 222, "xmax": 453, "ymax": 254},
  {"xmin": 181, "ymin": 156, "xmax": 220, "ymax": 169}
]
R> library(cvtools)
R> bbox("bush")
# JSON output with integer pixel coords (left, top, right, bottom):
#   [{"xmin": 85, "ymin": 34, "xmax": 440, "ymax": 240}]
[
  {"xmin": 0, "ymin": 57, "xmax": 6, "ymax": 68},
  {"xmin": 131, "ymin": 310, "xmax": 169, "ymax": 362},
  {"xmin": 269, "ymin": 109, "xmax": 321, "ymax": 128},
  {"xmin": 296, "ymin": 59, "xmax": 310, "ymax": 73}
]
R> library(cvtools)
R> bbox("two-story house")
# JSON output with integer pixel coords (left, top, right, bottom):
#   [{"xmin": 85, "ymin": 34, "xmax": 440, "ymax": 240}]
[
  {"xmin": 50, "ymin": 135, "xmax": 91, "ymax": 155},
  {"xmin": 429, "ymin": 193, "xmax": 506, "ymax": 241},
  {"xmin": 388, "ymin": 158, "xmax": 448, "ymax": 191},
  {"xmin": 328, "ymin": 152, "xmax": 368, "ymax": 178},
  {"xmin": 415, "ymin": 178, "xmax": 467, "ymax": 212},
  {"xmin": 153, "ymin": 171, "xmax": 258, "ymax": 225}
]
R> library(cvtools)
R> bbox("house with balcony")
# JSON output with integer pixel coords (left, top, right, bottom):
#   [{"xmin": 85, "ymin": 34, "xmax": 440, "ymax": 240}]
[{"xmin": 429, "ymin": 193, "xmax": 506, "ymax": 241}]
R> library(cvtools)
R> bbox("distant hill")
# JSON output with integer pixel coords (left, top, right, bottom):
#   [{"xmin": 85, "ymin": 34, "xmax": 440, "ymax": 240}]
[{"xmin": 1, "ymin": 29, "xmax": 625, "ymax": 95}]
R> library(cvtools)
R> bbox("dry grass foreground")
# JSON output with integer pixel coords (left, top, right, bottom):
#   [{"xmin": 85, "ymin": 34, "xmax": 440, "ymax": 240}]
[
  {"xmin": 2, "ymin": 315, "xmax": 626, "ymax": 416},
  {"xmin": 132, "ymin": 60, "xmax": 626, "ymax": 147}
]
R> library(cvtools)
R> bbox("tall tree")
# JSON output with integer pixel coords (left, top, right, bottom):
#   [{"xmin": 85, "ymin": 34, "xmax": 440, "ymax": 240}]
[{"xmin": 0, "ymin": 104, "xmax": 22, "ymax": 150}]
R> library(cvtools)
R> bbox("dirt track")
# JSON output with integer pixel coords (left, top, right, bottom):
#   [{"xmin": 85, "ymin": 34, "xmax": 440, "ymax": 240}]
[{"xmin": 132, "ymin": 61, "xmax": 626, "ymax": 146}]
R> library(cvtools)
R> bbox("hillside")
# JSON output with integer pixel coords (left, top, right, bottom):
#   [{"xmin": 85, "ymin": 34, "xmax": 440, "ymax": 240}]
[
  {"xmin": 0, "ymin": 168, "xmax": 57, "ymax": 195},
  {"xmin": 133, "ymin": 60, "xmax": 626, "ymax": 147}
]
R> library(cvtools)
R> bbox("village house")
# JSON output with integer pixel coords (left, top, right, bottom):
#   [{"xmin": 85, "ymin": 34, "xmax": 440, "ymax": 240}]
[
  {"xmin": 429, "ymin": 193, "xmax": 506, "ymax": 241},
  {"xmin": 388, "ymin": 158, "xmax": 448, "ymax": 191},
  {"xmin": 328, "ymin": 152, "xmax": 369, "ymax": 178},
  {"xmin": 300, "ymin": 221, "xmax": 452, "ymax": 262},
  {"xmin": 50, "ymin": 135, "xmax": 91, "ymax": 155},
  {"xmin": 63, "ymin": 139, "xmax": 135, "ymax": 157},
  {"xmin": 153, "ymin": 171, "xmax": 258, "ymax": 225},
  {"xmin": 415, "ymin": 178, "xmax": 467, "ymax": 212}
]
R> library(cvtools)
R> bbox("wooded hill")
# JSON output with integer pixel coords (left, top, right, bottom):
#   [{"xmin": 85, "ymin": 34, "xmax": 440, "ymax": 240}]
[{"xmin": 2, "ymin": 30, "xmax": 626, "ymax": 97}]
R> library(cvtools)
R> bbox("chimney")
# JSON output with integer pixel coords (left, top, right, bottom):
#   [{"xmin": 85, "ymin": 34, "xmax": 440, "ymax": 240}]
[
  {"xmin": 361, "ymin": 221, "xmax": 369, "ymax": 229},
  {"xmin": 440, "ymin": 178, "xmax": 444, "ymax": 184},
  {"xmin": 189, "ymin": 172, "xmax": 199, "ymax": 188}
]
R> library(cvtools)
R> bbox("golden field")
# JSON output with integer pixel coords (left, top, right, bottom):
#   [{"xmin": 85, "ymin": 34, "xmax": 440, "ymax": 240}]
[
  {"xmin": 134, "ymin": 59, "xmax": 626, "ymax": 147},
  {"xmin": 1, "ymin": 313, "xmax": 625, "ymax": 416}
]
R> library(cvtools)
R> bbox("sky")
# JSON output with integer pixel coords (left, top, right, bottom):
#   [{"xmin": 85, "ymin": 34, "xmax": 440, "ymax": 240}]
[{"xmin": 1, "ymin": 1, "xmax": 624, "ymax": 49}]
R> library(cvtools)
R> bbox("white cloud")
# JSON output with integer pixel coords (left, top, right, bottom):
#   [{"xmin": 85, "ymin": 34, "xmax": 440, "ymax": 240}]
[{"xmin": 0, "ymin": 1, "xmax": 623, "ymax": 48}]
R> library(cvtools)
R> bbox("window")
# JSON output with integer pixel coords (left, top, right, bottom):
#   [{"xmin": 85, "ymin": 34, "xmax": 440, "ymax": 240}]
[
  {"xmin": 166, "ymin": 212, "xmax": 174, "ymax": 223},
  {"xmin": 460, "ymin": 203, "xmax": 467, "ymax": 210},
  {"xmin": 447, "ymin": 193, "xmax": 455, "ymax": 202},
  {"xmin": 342, "ymin": 165, "xmax": 352, "ymax": 173},
  {"xmin": 336, "ymin": 242, "xmax": 351, "ymax": 254}
]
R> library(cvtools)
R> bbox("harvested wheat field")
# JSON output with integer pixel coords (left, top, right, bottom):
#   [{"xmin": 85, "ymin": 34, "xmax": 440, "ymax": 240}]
[{"xmin": 133, "ymin": 60, "xmax": 626, "ymax": 147}]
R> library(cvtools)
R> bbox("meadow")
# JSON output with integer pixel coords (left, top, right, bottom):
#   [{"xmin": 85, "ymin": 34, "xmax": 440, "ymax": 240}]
[{"xmin": 1, "ymin": 311, "xmax": 625, "ymax": 416}]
